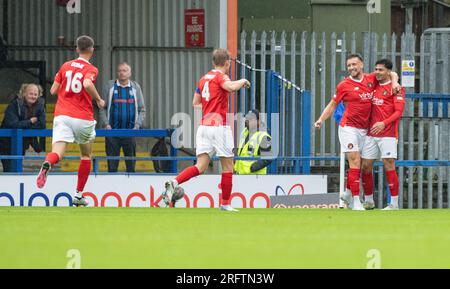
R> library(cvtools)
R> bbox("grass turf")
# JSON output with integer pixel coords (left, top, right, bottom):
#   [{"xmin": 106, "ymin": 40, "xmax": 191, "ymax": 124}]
[{"xmin": 1, "ymin": 207, "xmax": 450, "ymax": 269}]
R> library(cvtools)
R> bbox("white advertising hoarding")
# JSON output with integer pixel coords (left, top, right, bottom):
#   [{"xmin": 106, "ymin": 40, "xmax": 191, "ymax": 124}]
[{"xmin": 0, "ymin": 175, "xmax": 327, "ymax": 208}]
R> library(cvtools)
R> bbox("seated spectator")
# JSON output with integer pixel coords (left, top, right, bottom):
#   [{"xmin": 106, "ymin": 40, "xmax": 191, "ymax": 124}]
[{"xmin": 0, "ymin": 83, "xmax": 46, "ymax": 172}]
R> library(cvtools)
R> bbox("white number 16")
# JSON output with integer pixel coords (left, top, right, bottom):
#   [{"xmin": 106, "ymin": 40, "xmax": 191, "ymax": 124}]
[{"xmin": 65, "ymin": 71, "xmax": 83, "ymax": 93}]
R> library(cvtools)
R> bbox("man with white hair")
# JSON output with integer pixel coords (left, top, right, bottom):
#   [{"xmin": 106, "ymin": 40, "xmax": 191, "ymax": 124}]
[{"xmin": 99, "ymin": 62, "xmax": 146, "ymax": 173}]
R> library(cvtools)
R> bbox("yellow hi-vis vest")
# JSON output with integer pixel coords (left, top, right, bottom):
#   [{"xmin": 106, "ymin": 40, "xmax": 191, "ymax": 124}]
[{"xmin": 234, "ymin": 127, "xmax": 270, "ymax": 175}]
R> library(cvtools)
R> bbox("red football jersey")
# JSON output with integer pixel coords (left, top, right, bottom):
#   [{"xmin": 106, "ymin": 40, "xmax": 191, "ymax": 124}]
[
  {"xmin": 368, "ymin": 82, "xmax": 405, "ymax": 138},
  {"xmin": 54, "ymin": 58, "xmax": 98, "ymax": 121},
  {"xmin": 333, "ymin": 73, "xmax": 378, "ymax": 129},
  {"xmin": 196, "ymin": 69, "xmax": 231, "ymax": 126}
]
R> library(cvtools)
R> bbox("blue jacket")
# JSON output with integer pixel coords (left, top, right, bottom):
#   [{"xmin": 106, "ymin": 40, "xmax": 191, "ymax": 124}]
[{"xmin": 0, "ymin": 96, "xmax": 46, "ymax": 153}]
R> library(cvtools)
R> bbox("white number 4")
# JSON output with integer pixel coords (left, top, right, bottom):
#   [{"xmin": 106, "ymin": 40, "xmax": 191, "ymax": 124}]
[
  {"xmin": 202, "ymin": 81, "xmax": 210, "ymax": 102},
  {"xmin": 65, "ymin": 71, "xmax": 83, "ymax": 93}
]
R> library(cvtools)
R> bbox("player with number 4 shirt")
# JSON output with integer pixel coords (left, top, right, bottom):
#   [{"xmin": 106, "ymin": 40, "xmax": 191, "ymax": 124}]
[{"xmin": 162, "ymin": 49, "xmax": 250, "ymax": 211}]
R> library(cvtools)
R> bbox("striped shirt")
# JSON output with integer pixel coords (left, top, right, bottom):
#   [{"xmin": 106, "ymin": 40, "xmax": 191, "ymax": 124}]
[{"xmin": 109, "ymin": 81, "xmax": 136, "ymax": 129}]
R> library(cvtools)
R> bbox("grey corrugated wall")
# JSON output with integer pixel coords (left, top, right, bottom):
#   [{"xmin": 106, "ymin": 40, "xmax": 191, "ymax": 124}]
[{"xmin": 3, "ymin": 0, "xmax": 221, "ymax": 129}]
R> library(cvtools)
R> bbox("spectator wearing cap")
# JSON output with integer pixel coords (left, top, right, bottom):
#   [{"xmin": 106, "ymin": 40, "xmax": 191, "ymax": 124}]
[{"xmin": 234, "ymin": 109, "xmax": 273, "ymax": 175}]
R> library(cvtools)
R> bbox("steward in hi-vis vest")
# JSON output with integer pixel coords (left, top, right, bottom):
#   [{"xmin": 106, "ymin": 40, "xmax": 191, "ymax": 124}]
[{"xmin": 234, "ymin": 109, "xmax": 272, "ymax": 175}]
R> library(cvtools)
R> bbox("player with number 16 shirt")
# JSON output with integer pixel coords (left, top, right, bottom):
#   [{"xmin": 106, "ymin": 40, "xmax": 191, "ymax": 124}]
[{"xmin": 36, "ymin": 35, "xmax": 105, "ymax": 207}]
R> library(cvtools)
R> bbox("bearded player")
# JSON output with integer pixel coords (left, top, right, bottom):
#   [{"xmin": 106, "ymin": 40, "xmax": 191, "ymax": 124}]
[
  {"xmin": 314, "ymin": 54, "xmax": 400, "ymax": 210},
  {"xmin": 36, "ymin": 35, "xmax": 105, "ymax": 207}
]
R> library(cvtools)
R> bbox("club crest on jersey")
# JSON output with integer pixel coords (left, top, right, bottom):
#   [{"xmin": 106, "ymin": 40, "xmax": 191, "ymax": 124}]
[
  {"xmin": 367, "ymin": 82, "xmax": 373, "ymax": 88},
  {"xmin": 348, "ymin": 143, "xmax": 354, "ymax": 149},
  {"xmin": 354, "ymin": 87, "xmax": 360, "ymax": 91},
  {"xmin": 383, "ymin": 90, "xmax": 388, "ymax": 96}
]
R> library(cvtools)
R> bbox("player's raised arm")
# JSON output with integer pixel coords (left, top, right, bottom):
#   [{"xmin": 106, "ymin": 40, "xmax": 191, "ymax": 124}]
[
  {"xmin": 314, "ymin": 99, "xmax": 338, "ymax": 129},
  {"xmin": 83, "ymin": 78, "xmax": 105, "ymax": 109},
  {"xmin": 221, "ymin": 79, "xmax": 250, "ymax": 92}
]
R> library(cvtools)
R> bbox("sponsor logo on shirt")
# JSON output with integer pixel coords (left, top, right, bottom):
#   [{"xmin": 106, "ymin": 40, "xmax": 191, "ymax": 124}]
[
  {"xmin": 359, "ymin": 92, "xmax": 373, "ymax": 100},
  {"xmin": 113, "ymin": 99, "xmax": 135, "ymax": 104},
  {"xmin": 372, "ymin": 97, "xmax": 384, "ymax": 105}
]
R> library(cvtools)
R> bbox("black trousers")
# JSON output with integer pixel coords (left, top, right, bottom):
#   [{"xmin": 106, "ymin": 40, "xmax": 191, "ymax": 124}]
[
  {"xmin": 0, "ymin": 139, "xmax": 23, "ymax": 172},
  {"xmin": 0, "ymin": 149, "xmax": 14, "ymax": 172},
  {"xmin": 105, "ymin": 137, "xmax": 136, "ymax": 173}
]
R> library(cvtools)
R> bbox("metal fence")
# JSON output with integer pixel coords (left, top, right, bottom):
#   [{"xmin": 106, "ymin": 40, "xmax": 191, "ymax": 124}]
[
  {"xmin": 237, "ymin": 30, "xmax": 450, "ymax": 209},
  {"xmin": 238, "ymin": 30, "xmax": 450, "ymax": 164},
  {"xmin": 396, "ymin": 93, "xmax": 450, "ymax": 209}
]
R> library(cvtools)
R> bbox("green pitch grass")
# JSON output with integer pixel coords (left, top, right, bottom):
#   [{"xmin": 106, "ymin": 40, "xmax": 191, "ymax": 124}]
[{"xmin": 1, "ymin": 207, "xmax": 450, "ymax": 269}]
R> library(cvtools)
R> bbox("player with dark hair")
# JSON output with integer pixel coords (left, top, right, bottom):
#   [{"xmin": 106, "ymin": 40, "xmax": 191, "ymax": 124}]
[
  {"xmin": 36, "ymin": 35, "xmax": 105, "ymax": 207},
  {"xmin": 361, "ymin": 58, "xmax": 405, "ymax": 210},
  {"xmin": 314, "ymin": 54, "xmax": 400, "ymax": 210},
  {"xmin": 162, "ymin": 48, "xmax": 250, "ymax": 211}
]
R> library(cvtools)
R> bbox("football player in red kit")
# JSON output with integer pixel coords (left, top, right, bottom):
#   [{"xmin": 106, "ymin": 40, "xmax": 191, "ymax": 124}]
[
  {"xmin": 361, "ymin": 58, "xmax": 405, "ymax": 210},
  {"xmin": 314, "ymin": 54, "xmax": 400, "ymax": 210},
  {"xmin": 36, "ymin": 35, "xmax": 105, "ymax": 207},
  {"xmin": 162, "ymin": 48, "xmax": 250, "ymax": 211}
]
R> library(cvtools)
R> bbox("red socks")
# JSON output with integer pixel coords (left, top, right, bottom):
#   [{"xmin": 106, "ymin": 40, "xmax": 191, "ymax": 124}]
[
  {"xmin": 221, "ymin": 172, "xmax": 233, "ymax": 205},
  {"xmin": 76, "ymin": 160, "xmax": 91, "ymax": 192},
  {"xmin": 346, "ymin": 170, "xmax": 351, "ymax": 190},
  {"xmin": 386, "ymin": 170, "xmax": 399, "ymax": 197},
  {"xmin": 45, "ymin": 152, "xmax": 60, "ymax": 166},
  {"xmin": 175, "ymin": 167, "xmax": 232, "ymax": 206},
  {"xmin": 362, "ymin": 172, "xmax": 374, "ymax": 197},
  {"xmin": 175, "ymin": 166, "xmax": 200, "ymax": 185},
  {"xmin": 348, "ymin": 168, "xmax": 361, "ymax": 197},
  {"xmin": 347, "ymin": 169, "xmax": 396, "ymax": 198}
]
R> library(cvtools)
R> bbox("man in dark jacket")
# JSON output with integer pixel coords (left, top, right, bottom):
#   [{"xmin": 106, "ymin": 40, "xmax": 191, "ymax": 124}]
[{"xmin": 0, "ymin": 83, "xmax": 46, "ymax": 172}]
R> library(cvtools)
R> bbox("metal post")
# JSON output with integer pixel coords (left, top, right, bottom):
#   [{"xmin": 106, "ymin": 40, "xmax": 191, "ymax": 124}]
[
  {"xmin": 339, "ymin": 150, "xmax": 345, "ymax": 208},
  {"xmin": 11, "ymin": 129, "xmax": 23, "ymax": 172},
  {"xmin": 266, "ymin": 70, "xmax": 279, "ymax": 174},
  {"xmin": 169, "ymin": 130, "xmax": 178, "ymax": 174},
  {"xmin": 301, "ymin": 90, "xmax": 311, "ymax": 174},
  {"xmin": 92, "ymin": 158, "xmax": 99, "ymax": 174}
]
